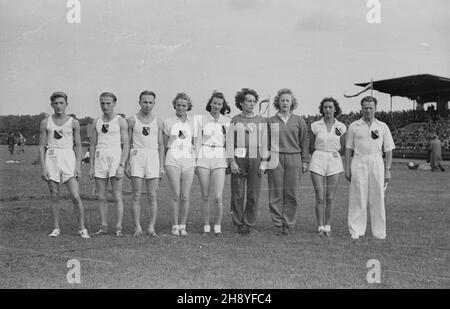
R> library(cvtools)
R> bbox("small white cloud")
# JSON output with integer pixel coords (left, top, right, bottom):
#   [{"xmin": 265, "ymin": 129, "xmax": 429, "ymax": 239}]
[{"xmin": 420, "ymin": 42, "xmax": 429, "ymax": 47}]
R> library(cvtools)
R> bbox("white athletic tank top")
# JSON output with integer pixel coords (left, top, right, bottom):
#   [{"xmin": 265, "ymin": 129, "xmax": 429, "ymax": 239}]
[
  {"xmin": 96, "ymin": 115, "xmax": 121, "ymax": 149},
  {"xmin": 46, "ymin": 116, "xmax": 73, "ymax": 149},
  {"xmin": 132, "ymin": 114, "xmax": 159, "ymax": 150}
]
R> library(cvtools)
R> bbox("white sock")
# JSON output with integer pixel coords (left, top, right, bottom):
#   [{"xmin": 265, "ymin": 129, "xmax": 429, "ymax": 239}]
[
  {"xmin": 324, "ymin": 225, "xmax": 331, "ymax": 232},
  {"xmin": 318, "ymin": 226, "xmax": 325, "ymax": 232},
  {"xmin": 204, "ymin": 225, "xmax": 211, "ymax": 233},
  {"xmin": 179, "ymin": 224, "xmax": 186, "ymax": 230},
  {"xmin": 214, "ymin": 225, "xmax": 221, "ymax": 233},
  {"xmin": 172, "ymin": 225, "xmax": 179, "ymax": 230}
]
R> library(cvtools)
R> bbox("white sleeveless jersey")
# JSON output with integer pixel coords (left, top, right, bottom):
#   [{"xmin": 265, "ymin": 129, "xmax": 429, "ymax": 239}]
[
  {"xmin": 132, "ymin": 114, "xmax": 159, "ymax": 150},
  {"xmin": 96, "ymin": 115, "xmax": 121, "ymax": 149},
  {"xmin": 46, "ymin": 116, "xmax": 73, "ymax": 149}
]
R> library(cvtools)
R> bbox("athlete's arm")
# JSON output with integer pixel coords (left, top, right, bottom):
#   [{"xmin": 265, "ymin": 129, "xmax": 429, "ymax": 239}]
[
  {"xmin": 39, "ymin": 117, "xmax": 49, "ymax": 181},
  {"xmin": 72, "ymin": 119, "xmax": 83, "ymax": 178},
  {"xmin": 157, "ymin": 118, "xmax": 165, "ymax": 178},
  {"xmin": 339, "ymin": 133, "xmax": 346, "ymax": 156},
  {"xmin": 127, "ymin": 117, "xmax": 135, "ymax": 152},
  {"xmin": 117, "ymin": 117, "xmax": 130, "ymax": 178},
  {"xmin": 89, "ymin": 118, "xmax": 98, "ymax": 179},
  {"xmin": 344, "ymin": 148, "xmax": 353, "ymax": 182},
  {"xmin": 194, "ymin": 117, "xmax": 202, "ymax": 159},
  {"xmin": 299, "ymin": 118, "xmax": 310, "ymax": 173},
  {"xmin": 384, "ymin": 150, "xmax": 393, "ymax": 184},
  {"xmin": 125, "ymin": 117, "xmax": 135, "ymax": 177},
  {"xmin": 310, "ymin": 133, "xmax": 317, "ymax": 154}
]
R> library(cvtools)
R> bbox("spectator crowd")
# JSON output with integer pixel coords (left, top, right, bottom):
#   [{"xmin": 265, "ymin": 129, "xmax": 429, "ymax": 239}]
[{"xmin": 304, "ymin": 109, "xmax": 450, "ymax": 151}]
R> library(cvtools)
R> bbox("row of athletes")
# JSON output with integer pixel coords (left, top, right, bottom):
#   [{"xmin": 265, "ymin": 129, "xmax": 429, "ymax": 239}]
[{"xmin": 40, "ymin": 88, "xmax": 394, "ymax": 240}]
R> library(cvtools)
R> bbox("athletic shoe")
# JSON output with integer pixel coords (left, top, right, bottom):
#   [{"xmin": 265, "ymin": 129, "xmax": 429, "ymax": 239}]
[
  {"xmin": 274, "ymin": 227, "xmax": 283, "ymax": 236},
  {"xmin": 171, "ymin": 226, "xmax": 180, "ymax": 236},
  {"xmin": 94, "ymin": 227, "xmax": 108, "ymax": 236},
  {"xmin": 214, "ymin": 232, "xmax": 223, "ymax": 237},
  {"xmin": 133, "ymin": 229, "xmax": 143, "ymax": 237},
  {"xmin": 282, "ymin": 227, "xmax": 292, "ymax": 236},
  {"xmin": 317, "ymin": 226, "xmax": 325, "ymax": 236},
  {"xmin": 373, "ymin": 235, "xmax": 386, "ymax": 240},
  {"xmin": 78, "ymin": 228, "xmax": 90, "ymax": 239},
  {"xmin": 351, "ymin": 234, "xmax": 359, "ymax": 240},
  {"xmin": 147, "ymin": 231, "xmax": 157, "ymax": 237},
  {"xmin": 324, "ymin": 231, "xmax": 332, "ymax": 237},
  {"xmin": 115, "ymin": 230, "xmax": 124, "ymax": 237},
  {"xmin": 203, "ymin": 231, "xmax": 211, "ymax": 236},
  {"xmin": 48, "ymin": 228, "xmax": 60, "ymax": 237},
  {"xmin": 179, "ymin": 227, "xmax": 188, "ymax": 237},
  {"xmin": 242, "ymin": 226, "xmax": 250, "ymax": 235}
]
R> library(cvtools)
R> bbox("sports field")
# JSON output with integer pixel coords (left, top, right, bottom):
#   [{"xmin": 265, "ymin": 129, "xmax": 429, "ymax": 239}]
[{"xmin": 0, "ymin": 145, "xmax": 448, "ymax": 289}]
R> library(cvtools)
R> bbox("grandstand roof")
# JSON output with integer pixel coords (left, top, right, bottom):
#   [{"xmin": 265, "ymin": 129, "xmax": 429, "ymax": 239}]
[{"xmin": 356, "ymin": 74, "xmax": 450, "ymax": 103}]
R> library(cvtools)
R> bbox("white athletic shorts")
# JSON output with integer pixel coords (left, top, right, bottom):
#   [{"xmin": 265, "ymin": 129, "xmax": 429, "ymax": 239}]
[
  {"xmin": 129, "ymin": 148, "xmax": 160, "ymax": 179},
  {"xmin": 196, "ymin": 146, "xmax": 228, "ymax": 170},
  {"xmin": 94, "ymin": 148, "xmax": 122, "ymax": 178},
  {"xmin": 165, "ymin": 148, "xmax": 195, "ymax": 172},
  {"xmin": 45, "ymin": 148, "xmax": 76, "ymax": 183},
  {"xmin": 309, "ymin": 150, "xmax": 343, "ymax": 176}
]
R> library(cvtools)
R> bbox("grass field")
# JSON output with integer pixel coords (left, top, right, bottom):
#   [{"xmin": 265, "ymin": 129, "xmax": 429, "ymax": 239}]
[{"xmin": 0, "ymin": 145, "xmax": 448, "ymax": 289}]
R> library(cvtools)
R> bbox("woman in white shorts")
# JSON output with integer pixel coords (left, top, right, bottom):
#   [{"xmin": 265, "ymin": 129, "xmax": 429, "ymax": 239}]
[
  {"xmin": 163, "ymin": 93, "xmax": 196, "ymax": 236},
  {"xmin": 126, "ymin": 90, "xmax": 164, "ymax": 237},
  {"xmin": 309, "ymin": 97, "xmax": 346, "ymax": 237},
  {"xmin": 89, "ymin": 92, "xmax": 129, "ymax": 237},
  {"xmin": 195, "ymin": 91, "xmax": 231, "ymax": 236}
]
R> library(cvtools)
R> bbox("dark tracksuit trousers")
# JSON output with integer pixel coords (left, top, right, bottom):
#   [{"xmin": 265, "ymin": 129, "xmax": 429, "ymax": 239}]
[
  {"xmin": 268, "ymin": 152, "xmax": 302, "ymax": 229},
  {"xmin": 230, "ymin": 156, "xmax": 262, "ymax": 228}
]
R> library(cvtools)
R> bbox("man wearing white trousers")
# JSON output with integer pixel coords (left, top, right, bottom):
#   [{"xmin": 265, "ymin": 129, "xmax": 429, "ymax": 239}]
[{"xmin": 345, "ymin": 96, "xmax": 395, "ymax": 240}]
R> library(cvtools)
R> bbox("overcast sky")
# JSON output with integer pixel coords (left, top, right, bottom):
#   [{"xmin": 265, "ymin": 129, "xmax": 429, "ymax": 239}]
[{"xmin": 0, "ymin": 0, "xmax": 449, "ymax": 119}]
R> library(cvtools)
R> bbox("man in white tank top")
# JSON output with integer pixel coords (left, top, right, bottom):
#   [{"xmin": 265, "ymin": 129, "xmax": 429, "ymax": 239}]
[
  {"xmin": 125, "ymin": 90, "xmax": 164, "ymax": 237},
  {"xmin": 89, "ymin": 92, "xmax": 130, "ymax": 237},
  {"xmin": 39, "ymin": 92, "xmax": 89, "ymax": 238}
]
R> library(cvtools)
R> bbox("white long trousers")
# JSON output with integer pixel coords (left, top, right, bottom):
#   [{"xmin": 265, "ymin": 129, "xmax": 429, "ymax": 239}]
[{"xmin": 348, "ymin": 154, "xmax": 386, "ymax": 238}]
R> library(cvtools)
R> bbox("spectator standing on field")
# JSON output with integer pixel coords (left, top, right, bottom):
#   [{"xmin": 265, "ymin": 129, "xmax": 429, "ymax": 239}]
[
  {"xmin": 7, "ymin": 132, "xmax": 15, "ymax": 155},
  {"xmin": 429, "ymin": 133, "xmax": 445, "ymax": 172}
]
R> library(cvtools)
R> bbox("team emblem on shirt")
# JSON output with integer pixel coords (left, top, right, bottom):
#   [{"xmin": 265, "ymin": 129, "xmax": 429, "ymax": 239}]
[
  {"xmin": 142, "ymin": 126, "xmax": 150, "ymax": 136},
  {"xmin": 53, "ymin": 129, "xmax": 63, "ymax": 140},
  {"xmin": 371, "ymin": 130, "xmax": 379, "ymax": 140},
  {"xmin": 101, "ymin": 123, "xmax": 109, "ymax": 133},
  {"xmin": 335, "ymin": 127, "xmax": 342, "ymax": 136},
  {"xmin": 178, "ymin": 130, "xmax": 187, "ymax": 139}
]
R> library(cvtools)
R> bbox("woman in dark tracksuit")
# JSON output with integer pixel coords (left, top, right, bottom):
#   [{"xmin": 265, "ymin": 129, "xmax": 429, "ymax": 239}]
[
  {"xmin": 227, "ymin": 88, "xmax": 268, "ymax": 235},
  {"xmin": 266, "ymin": 89, "xmax": 309, "ymax": 236}
]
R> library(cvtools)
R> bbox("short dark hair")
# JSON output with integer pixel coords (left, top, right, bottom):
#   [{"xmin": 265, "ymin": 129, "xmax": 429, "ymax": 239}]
[
  {"xmin": 139, "ymin": 90, "xmax": 156, "ymax": 101},
  {"xmin": 50, "ymin": 91, "xmax": 67, "ymax": 102},
  {"xmin": 319, "ymin": 97, "xmax": 342, "ymax": 117},
  {"xmin": 100, "ymin": 92, "xmax": 117, "ymax": 102},
  {"xmin": 234, "ymin": 88, "xmax": 259, "ymax": 111},
  {"xmin": 273, "ymin": 88, "xmax": 298, "ymax": 112},
  {"xmin": 361, "ymin": 96, "xmax": 377, "ymax": 106},
  {"xmin": 206, "ymin": 91, "xmax": 231, "ymax": 115},
  {"xmin": 172, "ymin": 92, "xmax": 193, "ymax": 111}
]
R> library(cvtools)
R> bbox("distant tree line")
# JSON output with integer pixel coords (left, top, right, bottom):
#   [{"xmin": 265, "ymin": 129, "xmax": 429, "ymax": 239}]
[
  {"xmin": 0, "ymin": 114, "xmax": 94, "ymax": 145},
  {"xmin": 0, "ymin": 110, "xmax": 448, "ymax": 146}
]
